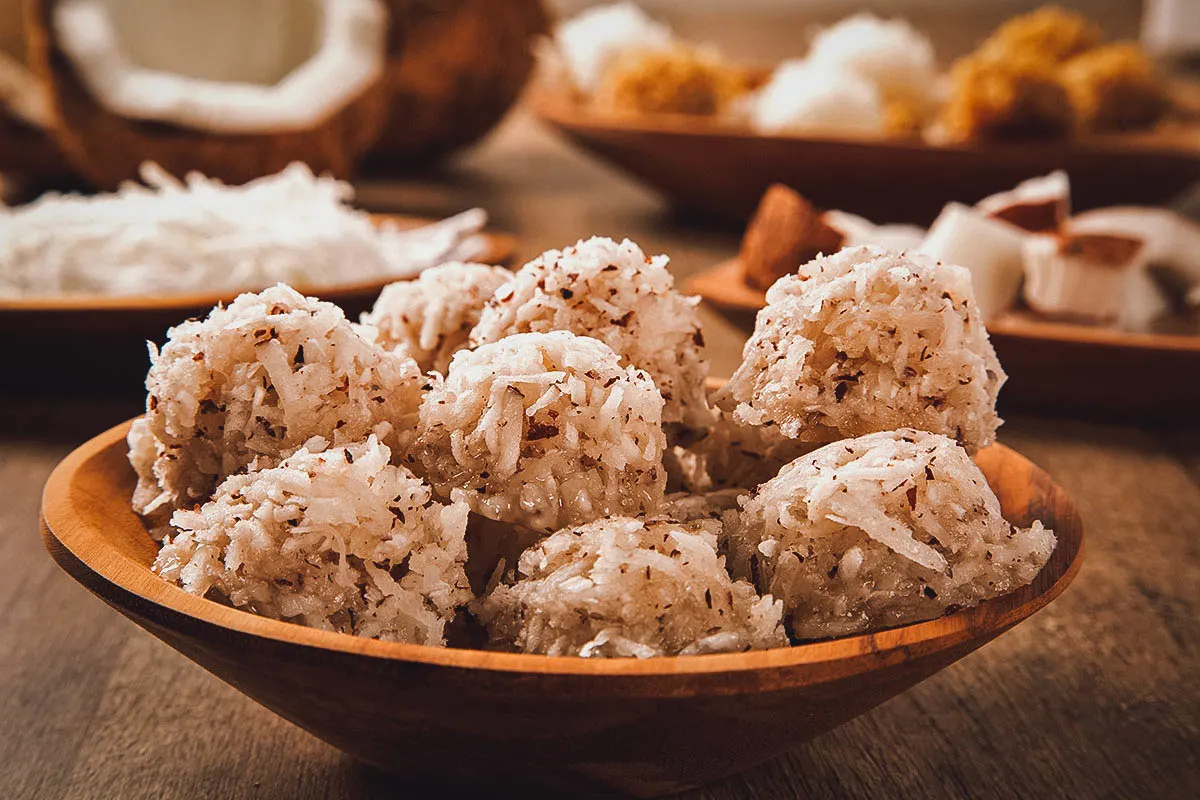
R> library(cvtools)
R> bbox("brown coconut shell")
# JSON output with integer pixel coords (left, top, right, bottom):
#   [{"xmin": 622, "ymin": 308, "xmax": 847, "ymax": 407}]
[
  {"xmin": 366, "ymin": 0, "xmax": 549, "ymax": 169},
  {"xmin": 24, "ymin": 0, "xmax": 392, "ymax": 189}
]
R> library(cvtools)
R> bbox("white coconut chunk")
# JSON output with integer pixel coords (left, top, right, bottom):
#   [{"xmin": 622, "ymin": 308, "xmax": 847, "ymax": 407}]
[
  {"xmin": 1023, "ymin": 232, "xmax": 1144, "ymax": 322},
  {"xmin": 54, "ymin": 0, "xmax": 387, "ymax": 133},
  {"xmin": 976, "ymin": 171, "xmax": 1071, "ymax": 232},
  {"xmin": 823, "ymin": 210, "xmax": 926, "ymax": 251},
  {"xmin": 750, "ymin": 60, "xmax": 885, "ymax": 136},
  {"xmin": 554, "ymin": 1, "xmax": 673, "ymax": 94},
  {"xmin": 1068, "ymin": 207, "xmax": 1200, "ymax": 288},
  {"xmin": 919, "ymin": 202, "xmax": 1030, "ymax": 320}
]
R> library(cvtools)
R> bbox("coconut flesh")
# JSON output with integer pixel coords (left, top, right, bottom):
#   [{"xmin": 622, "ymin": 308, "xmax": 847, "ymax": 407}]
[{"xmin": 52, "ymin": 0, "xmax": 387, "ymax": 132}]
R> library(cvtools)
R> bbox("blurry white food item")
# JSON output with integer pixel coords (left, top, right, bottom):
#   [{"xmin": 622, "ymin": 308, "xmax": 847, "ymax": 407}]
[
  {"xmin": 1022, "ymin": 232, "xmax": 1145, "ymax": 322},
  {"xmin": 806, "ymin": 13, "xmax": 940, "ymax": 112},
  {"xmin": 1121, "ymin": 267, "xmax": 1171, "ymax": 330},
  {"xmin": 822, "ymin": 210, "xmax": 925, "ymax": 250},
  {"xmin": 1141, "ymin": 0, "xmax": 1200, "ymax": 59},
  {"xmin": 553, "ymin": 1, "xmax": 672, "ymax": 93},
  {"xmin": 1068, "ymin": 207, "xmax": 1200, "ymax": 288},
  {"xmin": 53, "ymin": 0, "xmax": 387, "ymax": 133},
  {"xmin": 976, "ymin": 171, "xmax": 1070, "ymax": 232},
  {"xmin": 918, "ymin": 203, "xmax": 1029, "ymax": 319},
  {"xmin": 0, "ymin": 162, "xmax": 490, "ymax": 297},
  {"xmin": 750, "ymin": 59, "xmax": 885, "ymax": 136}
]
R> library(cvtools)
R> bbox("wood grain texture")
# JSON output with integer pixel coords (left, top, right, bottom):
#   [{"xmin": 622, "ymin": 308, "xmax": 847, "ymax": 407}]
[
  {"xmin": 38, "ymin": 423, "xmax": 1081, "ymax": 797},
  {"xmin": 531, "ymin": 88, "xmax": 1200, "ymax": 225},
  {"xmin": 3, "ymin": 112, "xmax": 1199, "ymax": 799}
]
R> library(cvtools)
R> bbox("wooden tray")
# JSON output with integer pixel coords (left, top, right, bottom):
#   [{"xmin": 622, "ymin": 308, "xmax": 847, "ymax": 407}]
[
  {"xmin": 686, "ymin": 257, "xmax": 1200, "ymax": 419},
  {"xmin": 2, "ymin": 215, "xmax": 517, "ymax": 392},
  {"xmin": 532, "ymin": 88, "xmax": 1200, "ymax": 225},
  {"xmin": 41, "ymin": 420, "xmax": 1081, "ymax": 797}
]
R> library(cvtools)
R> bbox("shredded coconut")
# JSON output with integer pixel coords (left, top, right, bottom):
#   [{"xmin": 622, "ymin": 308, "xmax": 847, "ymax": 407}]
[{"xmin": 0, "ymin": 162, "xmax": 489, "ymax": 297}]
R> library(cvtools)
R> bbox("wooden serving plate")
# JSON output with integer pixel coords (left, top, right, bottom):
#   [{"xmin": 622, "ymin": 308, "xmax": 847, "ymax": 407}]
[
  {"xmin": 1, "ymin": 215, "xmax": 516, "ymax": 392},
  {"xmin": 532, "ymin": 88, "xmax": 1200, "ymax": 224},
  {"xmin": 40, "ymin": 421, "xmax": 1082, "ymax": 797},
  {"xmin": 686, "ymin": 257, "xmax": 1200, "ymax": 419}
]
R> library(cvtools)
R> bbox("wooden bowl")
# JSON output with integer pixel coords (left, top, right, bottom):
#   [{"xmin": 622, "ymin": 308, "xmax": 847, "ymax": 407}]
[
  {"xmin": 531, "ymin": 89, "xmax": 1200, "ymax": 224},
  {"xmin": 1, "ymin": 215, "xmax": 516, "ymax": 392},
  {"xmin": 40, "ymin": 421, "xmax": 1082, "ymax": 797},
  {"xmin": 686, "ymin": 257, "xmax": 1200, "ymax": 420}
]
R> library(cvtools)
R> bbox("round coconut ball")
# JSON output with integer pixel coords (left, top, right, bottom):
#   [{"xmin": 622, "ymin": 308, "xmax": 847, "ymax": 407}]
[
  {"xmin": 469, "ymin": 236, "xmax": 711, "ymax": 430},
  {"xmin": 715, "ymin": 246, "xmax": 1005, "ymax": 453},
  {"xmin": 417, "ymin": 330, "xmax": 668, "ymax": 533},
  {"xmin": 129, "ymin": 284, "xmax": 426, "ymax": 523},
  {"xmin": 478, "ymin": 516, "xmax": 787, "ymax": 657},
  {"xmin": 361, "ymin": 262, "xmax": 511, "ymax": 374},
  {"xmin": 728, "ymin": 428, "xmax": 1056, "ymax": 641},
  {"xmin": 154, "ymin": 435, "xmax": 471, "ymax": 645}
]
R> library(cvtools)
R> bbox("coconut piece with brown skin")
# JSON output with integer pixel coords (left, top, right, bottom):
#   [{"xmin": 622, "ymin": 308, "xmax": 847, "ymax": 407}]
[
  {"xmin": 366, "ymin": 0, "xmax": 548, "ymax": 168},
  {"xmin": 976, "ymin": 170, "xmax": 1071, "ymax": 233},
  {"xmin": 26, "ymin": 0, "xmax": 392, "ymax": 188},
  {"xmin": 1022, "ymin": 231, "xmax": 1145, "ymax": 322},
  {"xmin": 740, "ymin": 184, "xmax": 845, "ymax": 291}
]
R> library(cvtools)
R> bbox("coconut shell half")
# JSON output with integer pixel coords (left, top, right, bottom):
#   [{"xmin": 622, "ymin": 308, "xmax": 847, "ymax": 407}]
[
  {"xmin": 367, "ymin": 0, "xmax": 549, "ymax": 169},
  {"xmin": 25, "ymin": 0, "xmax": 392, "ymax": 189}
]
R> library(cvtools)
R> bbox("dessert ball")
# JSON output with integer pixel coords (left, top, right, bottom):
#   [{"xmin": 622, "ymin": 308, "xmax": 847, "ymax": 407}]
[
  {"xmin": 716, "ymin": 246, "xmax": 1005, "ymax": 453},
  {"xmin": 131, "ymin": 284, "xmax": 425, "ymax": 520},
  {"xmin": 417, "ymin": 331, "xmax": 667, "ymax": 532},
  {"xmin": 362, "ymin": 262, "xmax": 511, "ymax": 374},
  {"xmin": 478, "ymin": 516, "xmax": 787, "ymax": 657},
  {"xmin": 469, "ymin": 237, "xmax": 711, "ymax": 430},
  {"xmin": 154, "ymin": 436, "xmax": 471, "ymax": 645},
  {"xmin": 728, "ymin": 429, "xmax": 1056, "ymax": 640},
  {"xmin": 597, "ymin": 44, "xmax": 748, "ymax": 116}
]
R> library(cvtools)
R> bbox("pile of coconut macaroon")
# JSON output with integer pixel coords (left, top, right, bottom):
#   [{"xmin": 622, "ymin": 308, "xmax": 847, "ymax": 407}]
[{"xmin": 129, "ymin": 237, "xmax": 1055, "ymax": 657}]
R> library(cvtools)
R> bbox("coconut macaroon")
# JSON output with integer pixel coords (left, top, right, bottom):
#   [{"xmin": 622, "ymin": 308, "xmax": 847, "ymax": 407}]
[
  {"xmin": 716, "ymin": 246, "xmax": 1005, "ymax": 454},
  {"xmin": 362, "ymin": 262, "xmax": 511, "ymax": 373},
  {"xmin": 478, "ymin": 516, "xmax": 787, "ymax": 657},
  {"xmin": 130, "ymin": 284, "xmax": 425, "ymax": 521},
  {"xmin": 417, "ymin": 331, "xmax": 668, "ymax": 533},
  {"xmin": 728, "ymin": 429, "xmax": 1056, "ymax": 641},
  {"xmin": 153, "ymin": 436, "xmax": 471, "ymax": 645},
  {"xmin": 469, "ymin": 237, "xmax": 711, "ymax": 430},
  {"xmin": 667, "ymin": 411, "xmax": 816, "ymax": 493}
]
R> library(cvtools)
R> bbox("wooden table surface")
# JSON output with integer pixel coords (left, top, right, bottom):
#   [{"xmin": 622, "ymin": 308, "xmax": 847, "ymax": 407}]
[{"xmin": 2, "ymin": 113, "xmax": 1198, "ymax": 799}]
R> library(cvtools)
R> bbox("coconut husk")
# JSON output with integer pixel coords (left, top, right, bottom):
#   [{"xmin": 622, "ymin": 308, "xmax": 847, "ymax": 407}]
[
  {"xmin": 366, "ymin": 0, "xmax": 549, "ymax": 169},
  {"xmin": 24, "ymin": 0, "xmax": 391, "ymax": 190}
]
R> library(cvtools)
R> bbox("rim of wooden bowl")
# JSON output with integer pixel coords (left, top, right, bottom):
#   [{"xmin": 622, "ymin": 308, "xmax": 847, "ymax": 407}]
[
  {"xmin": 40, "ymin": 419, "xmax": 1084, "ymax": 686},
  {"xmin": 0, "ymin": 214, "xmax": 518, "ymax": 312}
]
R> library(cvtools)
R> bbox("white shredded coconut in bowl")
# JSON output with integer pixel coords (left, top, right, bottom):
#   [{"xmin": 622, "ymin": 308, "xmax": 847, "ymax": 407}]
[
  {"xmin": 749, "ymin": 59, "xmax": 885, "ymax": 136},
  {"xmin": 417, "ymin": 331, "xmax": 668, "ymax": 533},
  {"xmin": 154, "ymin": 435, "xmax": 472, "ymax": 645},
  {"xmin": 470, "ymin": 237, "xmax": 711, "ymax": 430},
  {"xmin": 715, "ymin": 246, "xmax": 1005, "ymax": 454},
  {"xmin": 362, "ymin": 262, "xmax": 511, "ymax": 374},
  {"xmin": 727, "ymin": 428, "xmax": 1056, "ymax": 641},
  {"xmin": 130, "ymin": 284, "xmax": 426, "ymax": 524},
  {"xmin": 0, "ymin": 162, "xmax": 489, "ymax": 298},
  {"xmin": 478, "ymin": 516, "xmax": 787, "ymax": 657}
]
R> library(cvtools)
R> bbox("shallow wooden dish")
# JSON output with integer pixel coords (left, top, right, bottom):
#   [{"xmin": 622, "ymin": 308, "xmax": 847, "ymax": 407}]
[
  {"xmin": 2, "ymin": 215, "xmax": 516, "ymax": 392},
  {"xmin": 40, "ymin": 421, "xmax": 1082, "ymax": 797},
  {"xmin": 532, "ymin": 89, "xmax": 1200, "ymax": 224},
  {"xmin": 686, "ymin": 257, "xmax": 1200, "ymax": 419}
]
